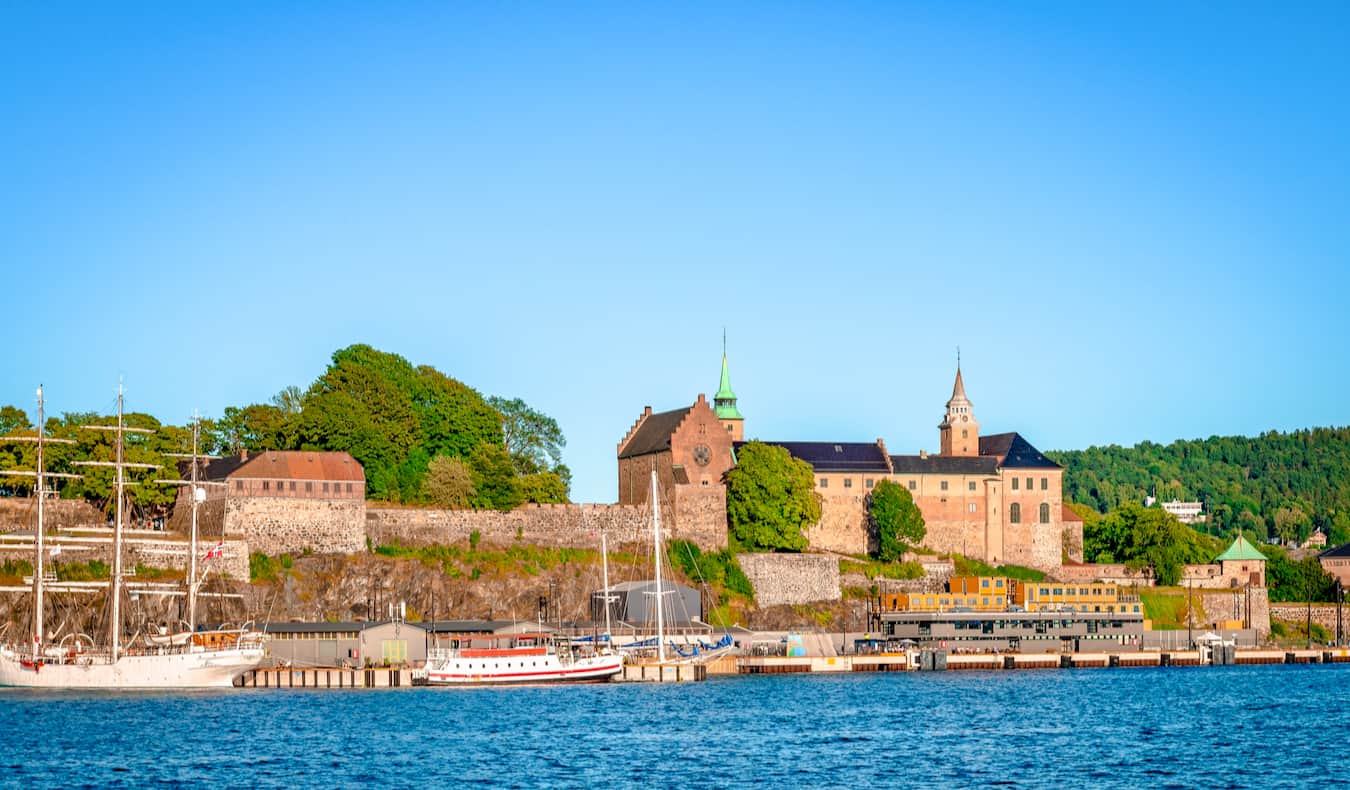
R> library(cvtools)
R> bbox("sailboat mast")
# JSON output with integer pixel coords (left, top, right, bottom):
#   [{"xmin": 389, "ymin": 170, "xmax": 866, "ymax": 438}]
[
  {"xmin": 110, "ymin": 385, "xmax": 125, "ymax": 663},
  {"xmin": 188, "ymin": 417, "xmax": 200, "ymax": 633},
  {"xmin": 33, "ymin": 386, "xmax": 46, "ymax": 661},
  {"xmin": 650, "ymin": 470, "xmax": 665, "ymax": 663},
  {"xmin": 601, "ymin": 529, "xmax": 612, "ymax": 642}
]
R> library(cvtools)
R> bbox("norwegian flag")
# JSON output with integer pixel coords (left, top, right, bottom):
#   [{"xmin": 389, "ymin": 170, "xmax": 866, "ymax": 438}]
[{"xmin": 202, "ymin": 542, "xmax": 225, "ymax": 562}]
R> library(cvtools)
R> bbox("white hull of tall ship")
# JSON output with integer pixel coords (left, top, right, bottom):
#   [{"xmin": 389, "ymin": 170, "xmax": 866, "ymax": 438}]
[
  {"xmin": 424, "ymin": 650, "xmax": 624, "ymax": 685},
  {"xmin": 0, "ymin": 645, "xmax": 266, "ymax": 689}
]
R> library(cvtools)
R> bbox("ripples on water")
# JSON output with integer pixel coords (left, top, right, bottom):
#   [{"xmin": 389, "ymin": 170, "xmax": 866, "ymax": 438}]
[{"xmin": 0, "ymin": 665, "xmax": 1343, "ymax": 789}]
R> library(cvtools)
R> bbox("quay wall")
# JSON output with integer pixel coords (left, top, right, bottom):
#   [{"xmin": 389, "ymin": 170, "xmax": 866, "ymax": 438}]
[{"xmin": 737, "ymin": 553, "xmax": 841, "ymax": 606}]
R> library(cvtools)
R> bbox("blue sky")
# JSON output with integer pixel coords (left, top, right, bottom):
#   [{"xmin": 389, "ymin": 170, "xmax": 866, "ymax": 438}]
[{"xmin": 3, "ymin": 2, "xmax": 1347, "ymax": 504}]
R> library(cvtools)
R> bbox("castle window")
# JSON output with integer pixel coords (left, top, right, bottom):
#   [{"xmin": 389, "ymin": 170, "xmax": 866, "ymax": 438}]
[
  {"xmin": 820, "ymin": 478, "xmax": 828, "ymax": 488},
  {"xmin": 968, "ymin": 481, "xmax": 976, "ymax": 491},
  {"xmin": 262, "ymin": 481, "xmax": 269, "ymax": 491},
  {"xmin": 1025, "ymin": 477, "xmax": 1033, "ymax": 490},
  {"xmin": 961, "ymin": 430, "xmax": 968, "ymax": 439},
  {"xmin": 306, "ymin": 482, "xmax": 313, "ymax": 492},
  {"xmin": 1039, "ymin": 503, "xmax": 1050, "ymax": 523},
  {"xmin": 235, "ymin": 481, "xmax": 243, "ymax": 491},
  {"xmin": 1010, "ymin": 503, "xmax": 1021, "ymax": 523},
  {"xmin": 908, "ymin": 480, "xmax": 916, "ymax": 491},
  {"xmin": 323, "ymin": 482, "xmax": 330, "ymax": 493},
  {"xmin": 865, "ymin": 479, "xmax": 873, "ymax": 489},
  {"xmin": 346, "ymin": 483, "xmax": 353, "ymax": 493},
  {"xmin": 969, "ymin": 503, "xmax": 977, "ymax": 513},
  {"xmin": 940, "ymin": 481, "xmax": 948, "ymax": 491},
  {"xmin": 844, "ymin": 478, "xmax": 853, "ymax": 488},
  {"xmin": 290, "ymin": 481, "xmax": 297, "ymax": 492},
  {"xmin": 1041, "ymin": 477, "xmax": 1048, "ymax": 490},
  {"xmin": 1011, "ymin": 478, "xmax": 1019, "ymax": 491},
  {"xmin": 726, "ymin": 425, "xmax": 733, "ymax": 433}
]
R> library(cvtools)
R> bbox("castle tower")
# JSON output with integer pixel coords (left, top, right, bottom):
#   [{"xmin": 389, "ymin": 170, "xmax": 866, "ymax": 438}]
[
  {"xmin": 713, "ymin": 334, "xmax": 744, "ymax": 441},
  {"xmin": 939, "ymin": 360, "xmax": 979, "ymax": 457}
]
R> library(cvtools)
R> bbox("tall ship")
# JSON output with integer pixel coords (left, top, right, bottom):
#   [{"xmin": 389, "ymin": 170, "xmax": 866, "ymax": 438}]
[{"xmin": 0, "ymin": 385, "xmax": 265, "ymax": 689}]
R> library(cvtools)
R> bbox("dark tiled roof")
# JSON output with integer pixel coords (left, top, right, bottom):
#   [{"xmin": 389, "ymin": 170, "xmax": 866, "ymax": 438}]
[
  {"xmin": 744, "ymin": 441, "xmax": 890, "ymax": 472},
  {"xmin": 1319, "ymin": 543, "xmax": 1350, "ymax": 559},
  {"xmin": 179, "ymin": 453, "xmax": 252, "ymax": 482},
  {"xmin": 618, "ymin": 407, "xmax": 692, "ymax": 459},
  {"xmin": 979, "ymin": 432, "xmax": 1061, "ymax": 469},
  {"xmin": 889, "ymin": 455, "xmax": 998, "ymax": 475}
]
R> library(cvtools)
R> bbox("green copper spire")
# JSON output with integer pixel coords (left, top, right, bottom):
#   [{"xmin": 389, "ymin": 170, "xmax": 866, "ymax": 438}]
[{"xmin": 714, "ymin": 331, "xmax": 743, "ymax": 420}]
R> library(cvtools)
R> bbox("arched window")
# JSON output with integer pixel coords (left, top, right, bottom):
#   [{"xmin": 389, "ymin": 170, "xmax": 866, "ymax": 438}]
[
  {"xmin": 1039, "ymin": 503, "xmax": 1050, "ymax": 524},
  {"xmin": 1009, "ymin": 503, "xmax": 1021, "ymax": 523}
]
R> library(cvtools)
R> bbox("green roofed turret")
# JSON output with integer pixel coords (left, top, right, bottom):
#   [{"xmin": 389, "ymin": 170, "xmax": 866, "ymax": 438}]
[
  {"xmin": 1215, "ymin": 533, "xmax": 1267, "ymax": 562},
  {"xmin": 714, "ymin": 354, "xmax": 743, "ymax": 420}
]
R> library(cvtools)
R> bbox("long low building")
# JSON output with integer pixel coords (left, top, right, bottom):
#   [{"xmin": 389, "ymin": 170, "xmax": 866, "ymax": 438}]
[
  {"xmin": 263, "ymin": 620, "xmax": 546, "ymax": 668},
  {"xmin": 878, "ymin": 610, "xmax": 1145, "ymax": 653}
]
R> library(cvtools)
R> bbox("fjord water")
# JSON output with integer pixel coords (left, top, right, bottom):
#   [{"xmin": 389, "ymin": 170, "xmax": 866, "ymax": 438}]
[{"xmin": 1, "ymin": 665, "xmax": 1342, "ymax": 789}]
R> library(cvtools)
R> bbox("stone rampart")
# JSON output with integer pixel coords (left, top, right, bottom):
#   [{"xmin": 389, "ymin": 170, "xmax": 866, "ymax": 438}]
[
  {"xmin": 672, "ymin": 486, "xmax": 729, "ymax": 549},
  {"xmin": 366, "ymin": 503, "xmax": 655, "ymax": 551},
  {"xmin": 227, "ymin": 497, "xmax": 365, "ymax": 556},
  {"xmin": 0, "ymin": 497, "xmax": 106, "ymax": 532},
  {"xmin": 736, "ymin": 553, "xmax": 840, "ymax": 606},
  {"xmin": 1269, "ymin": 603, "xmax": 1344, "ymax": 635},
  {"xmin": 806, "ymin": 495, "xmax": 869, "ymax": 555},
  {"xmin": 1200, "ymin": 588, "xmax": 1271, "ymax": 637},
  {"xmin": 0, "ymin": 535, "xmax": 249, "ymax": 581}
]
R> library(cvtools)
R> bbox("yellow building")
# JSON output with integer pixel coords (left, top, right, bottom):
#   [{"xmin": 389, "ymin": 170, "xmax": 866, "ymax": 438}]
[
  {"xmin": 880, "ymin": 576, "xmax": 1010, "ymax": 612},
  {"xmin": 1013, "ymin": 581, "xmax": 1141, "ymax": 615}
]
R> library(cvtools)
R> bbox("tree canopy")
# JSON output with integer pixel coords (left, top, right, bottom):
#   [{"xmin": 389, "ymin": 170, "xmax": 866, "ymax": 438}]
[
  {"xmin": 725, "ymin": 441, "xmax": 820, "ymax": 552},
  {"xmin": 869, "ymin": 479, "xmax": 926, "ymax": 561},
  {"xmin": 1083, "ymin": 502, "xmax": 1221, "ymax": 585}
]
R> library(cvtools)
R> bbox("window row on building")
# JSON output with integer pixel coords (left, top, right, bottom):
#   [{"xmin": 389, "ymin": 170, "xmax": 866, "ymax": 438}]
[{"xmin": 234, "ymin": 480, "xmax": 359, "ymax": 495}]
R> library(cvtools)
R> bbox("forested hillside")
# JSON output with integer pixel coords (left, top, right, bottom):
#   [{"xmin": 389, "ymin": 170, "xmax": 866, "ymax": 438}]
[{"xmin": 1049, "ymin": 427, "xmax": 1350, "ymax": 546}]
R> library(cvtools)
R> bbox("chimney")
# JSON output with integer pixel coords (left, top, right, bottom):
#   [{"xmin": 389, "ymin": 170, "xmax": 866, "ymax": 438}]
[
  {"xmin": 919, "ymin": 449, "xmax": 927, "ymax": 460},
  {"xmin": 644, "ymin": 406, "xmax": 652, "ymax": 416},
  {"xmin": 240, "ymin": 448, "xmax": 248, "ymax": 461}
]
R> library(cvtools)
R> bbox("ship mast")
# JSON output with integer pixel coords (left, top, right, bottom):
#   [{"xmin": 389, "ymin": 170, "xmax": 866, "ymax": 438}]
[
  {"xmin": 600, "ymin": 529, "xmax": 612, "ymax": 645},
  {"xmin": 160, "ymin": 414, "xmax": 221, "ymax": 633},
  {"xmin": 650, "ymin": 470, "xmax": 666, "ymax": 663},
  {"xmin": 0, "ymin": 386, "xmax": 78, "ymax": 659},
  {"xmin": 76, "ymin": 384, "xmax": 157, "ymax": 662}
]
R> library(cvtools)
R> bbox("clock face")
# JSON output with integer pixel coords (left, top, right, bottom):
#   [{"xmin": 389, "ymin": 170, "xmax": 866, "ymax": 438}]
[
  {"xmin": 962, "ymin": 415, "xmax": 969, "ymax": 422},
  {"xmin": 693, "ymin": 444, "xmax": 712, "ymax": 466}
]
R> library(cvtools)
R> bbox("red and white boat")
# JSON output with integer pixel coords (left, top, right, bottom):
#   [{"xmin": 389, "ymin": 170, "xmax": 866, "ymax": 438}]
[{"xmin": 422, "ymin": 633, "xmax": 623, "ymax": 685}]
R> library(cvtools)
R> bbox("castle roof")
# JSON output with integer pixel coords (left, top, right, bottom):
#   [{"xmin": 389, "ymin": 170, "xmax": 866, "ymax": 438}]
[
  {"xmin": 233, "ymin": 451, "xmax": 365, "ymax": 481},
  {"xmin": 618, "ymin": 406, "xmax": 693, "ymax": 459},
  {"xmin": 747, "ymin": 441, "xmax": 891, "ymax": 473},
  {"xmin": 889, "ymin": 455, "xmax": 998, "ymax": 475},
  {"xmin": 979, "ymin": 433, "xmax": 1061, "ymax": 469},
  {"xmin": 1216, "ymin": 534, "xmax": 1267, "ymax": 562},
  {"xmin": 1318, "ymin": 542, "xmax": 1350, "ymax": 559}
]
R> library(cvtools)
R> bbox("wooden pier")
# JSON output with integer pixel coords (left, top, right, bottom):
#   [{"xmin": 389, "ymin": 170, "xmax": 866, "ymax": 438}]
[{"xmin": 237, "ymin": 667, "xmax": 415, "ymax": 688}]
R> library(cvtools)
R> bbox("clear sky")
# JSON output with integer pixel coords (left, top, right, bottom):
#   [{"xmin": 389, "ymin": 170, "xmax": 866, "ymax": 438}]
[{"xmin": 3, "ymin": 2, "xmax": 1347, "ymax": 504}]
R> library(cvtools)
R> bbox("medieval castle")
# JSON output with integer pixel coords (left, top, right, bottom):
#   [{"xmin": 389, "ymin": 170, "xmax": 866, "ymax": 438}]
[{"xmin": 617, "ymin": 350, "xmax": 1083, "ymax": 571}]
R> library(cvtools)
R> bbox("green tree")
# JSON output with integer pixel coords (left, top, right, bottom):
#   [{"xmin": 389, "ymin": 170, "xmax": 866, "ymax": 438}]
[
  {"xmin": 519, "ymin": 471, "xmax": 569, "ymax": 504},
  {"xmin": 212, "ymin": 403, "xmax": 296, "ymax": 454},
  {"xmin": 1084, "ymin": 502, "xmax": 1221, "ymax": 585},
  {"xmin": 488, "ymin": 396, "xmax": 567, "ymax": 475},
  {"xmin": 422, "ymin": 455, "xmax": 475, "ymax": 508},
  {"xmin": 0, "ymin": 405, "xmax": 31, "ymax": 436},
  {"xmin": 725, "ymin": 441, "xmax": 820, "ymax": 552},
  {"xmin": 467, "ymin": 443, "xmax": 523, "ymax": 511},
  {"xmin": 868, "ymin": 479, "xmax": 925, "ymax": 561}
]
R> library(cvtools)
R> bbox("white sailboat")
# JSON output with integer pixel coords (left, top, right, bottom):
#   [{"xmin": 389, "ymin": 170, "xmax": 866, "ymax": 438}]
[
  {"xmin": 422, "ymin": 525, "xmax": 623, "ymax": 685},
  {"xmin": 0, "ymin": 385, "xmax": 265, "ymax": 689},
  {"xmin": 619, "ymin": 471, "xmax": 734, "ymax": 666}
]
